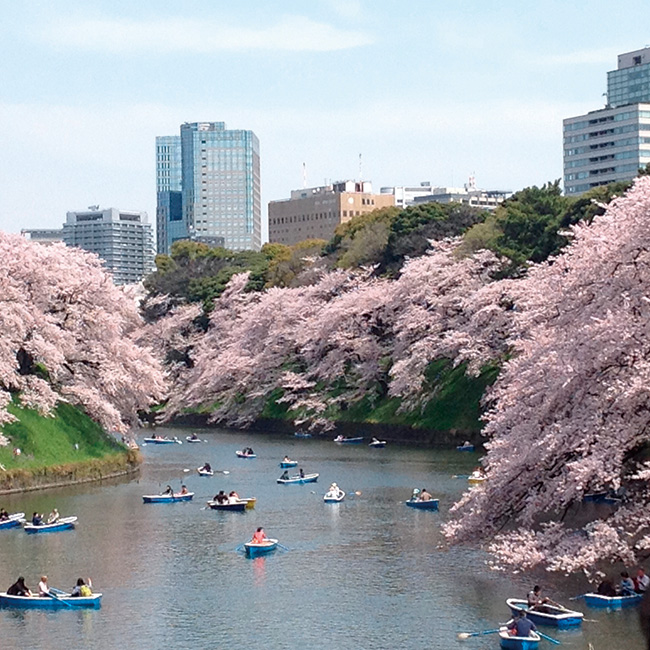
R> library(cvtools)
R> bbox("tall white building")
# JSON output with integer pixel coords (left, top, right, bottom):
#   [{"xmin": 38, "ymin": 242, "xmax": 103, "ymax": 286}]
[
  {"xmin": 564, "ymin": 47, "xmax": 650, "ymax": 195},
  {"xmin": 380, "ymin": 182, "xmax": 435, "ymax": 208}
]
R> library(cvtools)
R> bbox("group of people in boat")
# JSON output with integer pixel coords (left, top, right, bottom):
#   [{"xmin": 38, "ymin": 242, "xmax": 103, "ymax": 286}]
[
  {"xmin": 410, "ymin": 488, "xmax": 434, "ymax": 502},
  {"xmin": 162, "ymin": 485, "xmax": 189, "ymax": 496},
  {"xmin": 597, "ymin": 568, "xmax": 650, "ymax": 596},
  {"xmin": 241, "ymin": 447, "xmax": 254, "ymax": 456},
  {"xmin": 7, "ymin": 575, "xmax": 92, "ymax": 598},
  {"xmin": 30, "ymin": 508, "xmax": 60, "ymax": 526},
  {"xmin": 213, "ymin": 490, "xmax": 240, "ymax": 504},
  {"xmin": 280, "ymin": 468, "xmax": 306, "ymax": 480}
]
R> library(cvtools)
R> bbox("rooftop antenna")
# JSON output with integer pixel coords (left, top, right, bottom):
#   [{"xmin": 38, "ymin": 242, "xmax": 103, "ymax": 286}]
[
  {"xmin": 302, "ymin": 162, "xmax": 307, "ymax": 189},
  {"xmin": 359, "ymin": 153, "xmax": 363, "ymax": 182}
]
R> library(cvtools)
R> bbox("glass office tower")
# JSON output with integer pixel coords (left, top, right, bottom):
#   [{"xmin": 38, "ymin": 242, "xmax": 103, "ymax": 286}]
[{"xmin": 155, "ymin": 135, "xmax": 184, "ymax": 255}]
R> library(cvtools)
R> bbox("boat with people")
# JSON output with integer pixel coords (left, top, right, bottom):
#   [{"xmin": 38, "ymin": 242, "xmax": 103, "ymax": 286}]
[
  {"xmin": 333, "ymin": 435, "xmax": 364, "ymax": 444},
  {"xmin": 0, "ymin": 591, "xmax": 102, "ymax": 609},
  {"xmin": 244, "ymin": 539, "xmax": 279, "ymax": 557},
  {"xmin": 368, "ymin": 438, "xmax": 387, "ymax": 448},
  {"xmin": 498, "ymin": 625, "xmax": 540, "ymax": 650},
  {"xmin": 277, "ymin": 473, "xmax": 319, "ymax": 485},
  {"xmin": 207, "ymin": 500, "xmax": 247, "ymax": 512},
  {"xmin": 142, "ymin": 492, "xmax": 194, "ymax": 503},
  {"xmin": 456, "ymin": 442, "xmax": 474, "ymax": 451},
  {"xmin": 197, "ymin": 467, "xmax": 214, "ymax": 477},
  {"xmin": 186, "ymin": 434, "xmax": 202, "ymax": 443},
  {"xmin": 583, "ymin": 592, "xmax": 643, "ymax": 608},
  {"xmin": 506, "ymin": 598, "xmax": 584, "ymax": 627},
  {"xmin": 0, "ymin": 512, "xmax": 25, "ymax": 530},
  {"xmin": 280, "ymin": 459, "xmax": 298, "ymax": 468},
  {"xmin": 143, "ymin": 436, "xmax": 181, "ymax": 445},
  {"xmin": 405, "ymin": 498, "xmax": 439, "ymax": 510},
  {"xmin": 236, "ymin": 448, "xmax": 256, "ymax": 458},
  {"xmin": 24, "ymin": 516, "xmax": 77, "ymax": 533},
  {"xmin": 324, "ymin": 483, "xmax": 345, "ymax": 502},
  {"xmin": 468, "ymin": 469, "xmax": 487, "ymax": 484},
  {"xmin": 294, "ymin": 432, "xmax": 312, "ymax": 438}
]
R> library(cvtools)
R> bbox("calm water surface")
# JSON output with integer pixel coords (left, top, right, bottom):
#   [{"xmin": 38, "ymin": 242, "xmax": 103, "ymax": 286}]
[{"xmin": 0, "ymin": 427, "xmax": 644, "ymax": 649}]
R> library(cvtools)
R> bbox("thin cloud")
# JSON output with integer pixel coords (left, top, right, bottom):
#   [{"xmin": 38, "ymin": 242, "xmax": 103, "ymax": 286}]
[{"xmin": 37, "ymin": 14, "xmax": 373, "ymax": 53}]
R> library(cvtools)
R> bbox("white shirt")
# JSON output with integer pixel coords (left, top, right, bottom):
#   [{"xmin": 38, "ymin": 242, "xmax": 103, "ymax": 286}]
[
  {"xmin": 38, "ymin": 580, "xmax": 49, "ymax": 596},
  {"xmin": 638, "ymin": 573, "xmax": 650, "ymax": 591}
]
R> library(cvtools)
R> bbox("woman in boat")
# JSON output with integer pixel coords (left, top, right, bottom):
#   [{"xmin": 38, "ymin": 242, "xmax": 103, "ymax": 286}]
[
  {"xmin": 38, "ymin": 575, "xmax": 49, "ymax": 596},
  {"xmin": 162, "ymin": 485, "xmax": 173, "ymax": 496},
  {"xmin": 280, "ymin": 470, "xmax": 290, "ymax": 480},
  {"xmin": 228, "ymin": 490, "xmax": 240, "ymax": 503},
  {"xmin": 283, "ymin": 455, "xmax": 292, "ymax": 462},
  {"xmin": 0, "ymin": 508, "xmax": 8, "ymax": 520},
  {"xmin": 251, "ymin": 527, "xmax": 267, "ymax": 543},
  {"xmin": 410, "ymin": 488, "xmax": 421, "ymax": 501},
  {"xmin": 47, "ymin": 508, "xmax": 60, "ymax": 524},
  {"xmin": 70, "ymin": 578, "xmax": 92, "ymax": 597},
  {"xmin": 179, "ymin": 485, "xmax": 188, "ymax": 495},
  {"xmin": 31, "ymin": 512, "xmax": 44, "ymax": 526},
  {"xmin": 7, "ymin": 576, "xmax": 31, "ymax": 597}
]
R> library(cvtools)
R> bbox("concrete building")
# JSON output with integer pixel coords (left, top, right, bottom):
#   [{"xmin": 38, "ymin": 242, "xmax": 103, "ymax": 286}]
[
  {"xmin": 564, "ymin": 47, "xmax": 650, "ymax": 195},
  {"xmin": 380, "ymin": 182, "xmax": 435, "ymax": 208},
  {"xmin": 268, "ymin": 180, "xmax": 395, "ymax": 246},
  {"xmin": 20, "ymin": 228, "xmax": 64, "ymax": 245},
  {"xmin": 413, "ymin": 184, "xmax": 510, "ymax": 210},
  {"xmin": 63, "ymin": 208, "xmax": 155, "ymax": 285}
]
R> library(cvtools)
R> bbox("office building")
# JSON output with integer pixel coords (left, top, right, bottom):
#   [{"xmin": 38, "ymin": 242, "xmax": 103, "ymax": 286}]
[
  {"xmin": 564, "ymin": 47, "xmax": 650, "ymax": 195},
  {"xmin": 380, "ymin": 182, "xmax": 435, "ymax": 208},
  {"xmin": 20, "ymin": 229, "xmax": 64, "ymax": 245},
  {"xmin": 156, "ymin": 122, "xmax": 261, "ymax": 254},
  {"xmin": 412, "ymin": 180, "xmax": 510, "ymax": 210},
  {"xmin": 63, "ymin": 208, "xmax": 155, "ymax": 285},
  {"xmin": 268, "ymin": 180, "xmax": 395, "ymax": 246}
]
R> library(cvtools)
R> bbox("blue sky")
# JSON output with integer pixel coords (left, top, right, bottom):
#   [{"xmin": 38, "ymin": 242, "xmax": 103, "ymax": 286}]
[{"xmin": 1, "ymin": 0, "xmax": 649, "ymax": 238}]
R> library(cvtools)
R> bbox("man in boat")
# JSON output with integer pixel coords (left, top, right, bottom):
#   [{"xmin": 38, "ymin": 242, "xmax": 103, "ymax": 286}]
[
  {"xmin": 507, "ymin": 611, "xmax": 537, "ymax": 637},
  {"xmin": 179, "ymin": 485, "xmax": 188, "ymax": 495},
  {"xmin": 7, "ymin": 576, "xmax": 32, "ymax": 597},
  {"xmin": 200, "ymin": 462, "xmax": 212, "ymax": 473},
  {"xmin": 527, "ymin": 585, "xmax": 554, "ymax": 612},
  {"xmin": 419, "ymin": 488, "xmax": 433, "ymax": 501},
  {"xmin": 31, "ymin": 512, "xmax": 44, "ymax": 526},
  {"xmin": 190, "ymin": 433, "xmax": 199, "ymax": 441},
  {"xmin": 251, "ymin": 527, "xmax": 267, "ymax": 543},
  {"xmin": 47, "ymin": 508, "xmax": 60, "ymax": 524},
  {"xmin": 162, "ymin": 485, "xmax": 173, "ymax": 496},
  {"xmin": 299, "ymin": 468, "xmax": 305, "ymax": 478},
  {"xmin": 0, "ymin": 508, "xmax": 9, "ymax": 520},
  {"xmin": 620, "ymin": 571, "xmax": 636, "ymax": 596},
  {"xmin": 597, "ymin": 577, "xmax": 617, "ymax": 596},
  {"xmin": 637, "ymin": 568, "xmax": 650, "ymax": 594},
  {"xmin": 228, "ymin": 490, "xmax": 240, "ymax": 503},
  {"xmin": 38, "ymin": 576, "xmax": 49, "ymax": 597},
  {"xmin": 215, "ymin": 490, "xmax": 228, "ymax": 504},
  {"xmin": 283, "ymin": 455, "xmax": 291, "ymax": 462},
  {"xmin": 280, "ymin": 470, "xmax": 290, "ymax": 480}
]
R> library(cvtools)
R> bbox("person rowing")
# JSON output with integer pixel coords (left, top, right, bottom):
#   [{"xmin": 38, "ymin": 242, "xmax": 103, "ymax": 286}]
[
  {"xmin": 527, "ymin": 585, "xmax": 561, "ymax": 612},
  {"xmin": 507, "ymin": 610, "xmax": 537, "ymax": 637},
  {"xmin": 251, "ymin": 527, "xmax": 268, "ymax": 544}
]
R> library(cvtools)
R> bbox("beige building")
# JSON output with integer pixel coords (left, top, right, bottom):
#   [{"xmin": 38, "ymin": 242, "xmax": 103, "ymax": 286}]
[{"xmin": 268, "ymin": 180, "xmax": 395, "ymax": 246}]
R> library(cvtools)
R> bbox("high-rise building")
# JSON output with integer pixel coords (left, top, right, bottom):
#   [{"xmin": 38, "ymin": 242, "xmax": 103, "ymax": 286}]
[
  {"xmin": 63, "ymin": 208, "xmax": 155, "ymax": 285},
  {"xmin": 156, "ymin": 122, "xmax": 261, "ymax": 254},
  {"xmin": 268, "ymin": 180, "xmax": 395, "ymax": 246},
  {"xmin": 563, "ymin": 47, "xmax": 650, "ymax": 195}
]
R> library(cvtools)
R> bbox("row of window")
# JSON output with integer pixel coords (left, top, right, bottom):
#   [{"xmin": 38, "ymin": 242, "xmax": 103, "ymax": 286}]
[{"xmin": 565, "ymin": 148, "xmax": 650, "ymax": 168}]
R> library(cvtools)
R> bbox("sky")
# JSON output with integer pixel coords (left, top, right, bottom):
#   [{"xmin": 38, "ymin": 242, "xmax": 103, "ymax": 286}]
[{"xmin": 1, "ymin": 0, "xmax": 649, "ymax": 240}]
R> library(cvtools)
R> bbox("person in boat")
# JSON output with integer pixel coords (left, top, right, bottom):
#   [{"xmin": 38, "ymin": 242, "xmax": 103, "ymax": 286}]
[
  {"xmin": 527, "ymin": 585, "xmax": 554, "ymax": 612},
  {"xmin": 200, "ymin": 462, "xmax": 212, "ymax": 473},
  {"xmin": 228, "ymin": 490, "xmax": 240, "ymax": 503},
  {"xmin": 179, "ymin": 485, "xmax": 188, "ymax": 495},
  {"xmin": 215, "ymin": 490, "xmax": 228, "ymax": 504},
  {"xmin": 47, "ymin": 508, "xmax": 60, "ymax": 524},
  {"xmin": 462, "ymin": 440, "xmax": 471, "ymax": 447},
  {"xmin": 283, "ymin": 455, "xmax": 291, "ymax": 462},
  {"xmin": 162, "ymin": 485, "xmax": 173, "ymax": 496},
  {"xmin": 31, "ymin": 512, "xmax": 44, "ymax": 526},
  {"xmin": 38, "ymin": 575, "xmax": 49, "ymax": 596},
  {"xmin": 327, "ymin": 482, "xmax": 340, "ymax": 497},
  {"xmin": 410, "ymin": 488, "xmax": 421, "ymax": 501},
  {"xmin": 0, "ymin": 508, "xmax": 8, "ymax": 520},
  {"xmin": 507, "ymin": 610, "xmax": 537, "ymax": 637},
  {"xmin": 597, "ymin": 577, "xmax": 617, "ymax": 596},
  {"xmin": 637, "ymin": 568, "xmax": 650, "ymax": 594},
  {"xmin": 190, "ymin": 433, "xmax": 199, "ymax": 441},
  {"xmin": 70, "ymin": 578, "xmax": 92, "ymax": 598},
  {"xmin": 619, "ymin": 571, "xmax": 636, "ymax": 596},
  {"xmin": 280, "ymin": 470, "xmax": 290, "ymax": 480},
  {"xmin": 7, "ymin": 576, "xmax": 32, "ymax": 597},
  {"xmin": 251, "ymin": 527, "xmax": 267, "ymax": 543},
  {"xmin": 419, "ymin": 488, "xmax": 433, "ymax": 502},
  {"xmin": 299, "ymin": 468, "xmax": 305, "ymax": 478}
]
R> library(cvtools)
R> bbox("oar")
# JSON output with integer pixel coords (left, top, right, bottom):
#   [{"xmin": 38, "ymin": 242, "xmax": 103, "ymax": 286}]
[
  {"xmin": 457, "ymin": 628, "xmax": 500, "ymax": 639},
  {"xmin": 46, "ymin": 590, "xmax": 72, "ymax": 608},
  {"xmin": 538, "ymin": 631, "xmax": 561, "ymax": 645}
]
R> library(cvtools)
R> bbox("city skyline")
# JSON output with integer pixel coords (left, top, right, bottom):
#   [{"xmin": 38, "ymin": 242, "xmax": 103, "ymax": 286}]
[{"xmin": 1, "ymin": 1, "xmax": 649, "ymax": 240}]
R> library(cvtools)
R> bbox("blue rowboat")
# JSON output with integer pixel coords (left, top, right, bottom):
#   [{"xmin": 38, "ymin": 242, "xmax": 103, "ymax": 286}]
[
  {"xmin": 143, "ymin": 437, "xmax": 181, "ymax": 445},
  {"xmin": 24, "ymin": 516, "xmax": 77, "ymax": 533},
  {"xmin": 244, "ymin": 539, "xmax": 278, "ymax": 557},
  {"xmin": 0, "ymin": 512, "xmax": 25, "ymax": 529},
  {"xmin": 277, "ymin": 473, "xmax": 319, "ymax": 485},
  {"xmin": 207, "ymin": 501, "xmax": 246, "ymax": 512},
  {"xmin": 498, "ymin": 626, "xmax": 540, "ymax": 650},
  {"xmin": 334, "ymin": 436, "xmax": 363, "ymax": 444},
  {"xmin": 294, "ymin": 432, "xmax": 312, "ymax": 438},
  {"xmin": 456, "ymin": 444, "xmax": 474, "ymax": 451},
  {"xmin": 506, "ymin": 598, "xmax": 583, "ymax": 628},
  {"xmin": 142, "ymin": 492, "xmax": 194, "ymax": 503},
  {"xmin": 236, "ymin": 450, "xmax": 256, "ymax": 458},
  {"xmin": 280, "ymin": 460, "xmax": 298, "ymax": 468},
  {"xmin": 405, "ymin": 499, "xmax": 439, "ymax": 510},
  {"xmin": 0, "ymin": 591, "xmax": 102, "ymax": 609},
  {"xmin": 583, "ymin": 592, "xmax": 643, "ymax": 608}
]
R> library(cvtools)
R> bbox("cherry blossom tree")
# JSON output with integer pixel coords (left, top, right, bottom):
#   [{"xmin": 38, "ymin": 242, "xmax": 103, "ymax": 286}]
[
  {"xmin": 445, "ymin": 176, "xmax": 650, "ymax": 574},
  {"xmin": 0, "ymin": 234, "xmax": 166, "ymax": 436}
]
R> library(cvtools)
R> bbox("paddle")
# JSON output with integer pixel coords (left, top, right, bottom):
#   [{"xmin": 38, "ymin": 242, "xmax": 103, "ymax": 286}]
[
  {"xmin": 538, "ymin": 631, "xmax": 561, "ymax": 645},
  {"xmin": 46, "ymin": 589, "xmax": 72, "ymax": 608},
  {"xmin": 457, "ymin": 628, "xmax": 500, "ymax": 639},
  {"xmin": 277, "ymin": 543, "xmax": 290, "ymax": 551}
]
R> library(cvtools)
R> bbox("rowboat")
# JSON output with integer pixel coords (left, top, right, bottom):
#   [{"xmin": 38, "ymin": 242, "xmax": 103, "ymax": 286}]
[
  {"xmin": 369, "ymin": 439, "xmax": 387, "ymax": 448},
  {"xmin": 583, "ymin": 592, "xmax": 643, "ymax": 608},
  {"xmin": 0, "ymin": 591, "xmax": 102, "ymax": 609},
  {"xmin": 24, "ymin": 516, "xmax": 77, "ymax": 533},
  {"xmin": 207, "ymin": 500, "xmax": 246, "ymax": 512},
  {"xmin": 143, "ymin": 437, "xmax": 181, "ymax": 445},
  {"xmin": 277, "ymin": 473, "xmax": 319, "ymax": 484},
  {"xmin": 324, "ymin": 488, "xmax": 345, "ymax": 502},
  {"xmin": 333, "ymin": 435, "xmax": 363, "ymax": 444},
  {"xmin": 0, "ymin": 512, "xmax": 25, "ymax": 529},
  {"xmin": 405, "ymin": 498, "xmax": 439, "ymax": 510},
  {"xmin": 468, "ymin": 471, "xmax": 486, "ymax": 484},
  {"xmin": 186, "ymin": 435, "xmax": 202, "ymax": 443},
  {"xmin": 280, "ymin": 460, "xmax": 298, "ymax": 468},
  {"xmin": 294, "ymin": 432, "xmax": 312, "ymax": 438},
  {"xmin": 197, "ymin": 467, "xmax": 214, "ymax": 476},
  {"xmin": 235, "ymin": 450, "xmax": 256, "ymax": 458},
  {"xmin": 456, "ymin": 443, "xmax": 474, "ymax": 451},
  {"xmin": 583, "ymin": 491, "xmax": 622, "ymax": 505},
  {"xmin": 498, "ymin": 626, "xmax": 540, "ymax": 650},
  {"xmin": 506, "ymin": 598, "xmax": 583, "ymax": 627},
  {"xmin": 244, "ymin": 539, "xmax": 278, "ymax": 557},
  {"xmin": 142, "ymin": 492, "xmax": 194, "ymax": 503}
]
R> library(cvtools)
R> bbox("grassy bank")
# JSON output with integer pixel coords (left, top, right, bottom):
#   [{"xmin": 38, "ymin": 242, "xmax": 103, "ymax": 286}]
[{"xmin": 0, "ymin": 400, "xmax": 139, "ymax": 492}]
